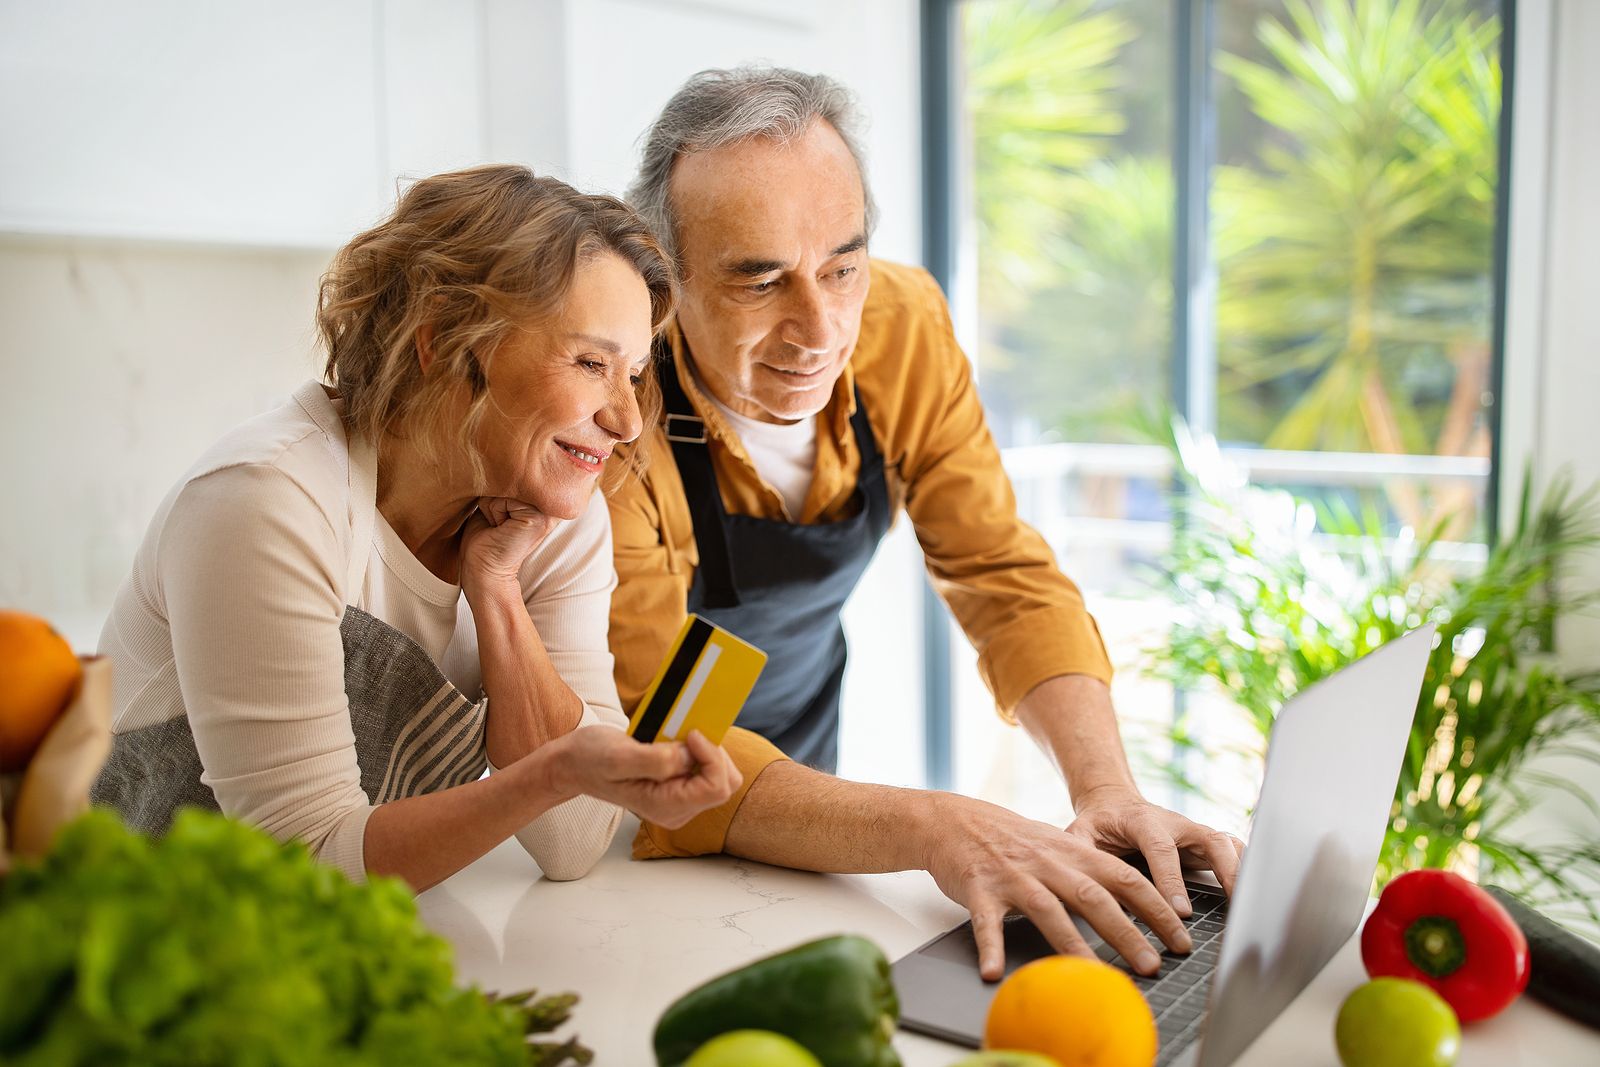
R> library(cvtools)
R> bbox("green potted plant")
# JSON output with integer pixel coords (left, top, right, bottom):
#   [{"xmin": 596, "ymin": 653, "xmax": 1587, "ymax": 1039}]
[{"xmin": 1146, "ymin": 423, "xmax": 1600, "ymax": 929}]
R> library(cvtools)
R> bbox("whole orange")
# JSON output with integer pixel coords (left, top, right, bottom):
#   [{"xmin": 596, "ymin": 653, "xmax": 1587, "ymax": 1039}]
[
  {"xmin": 0, "ymin": 611, "xmax": 82, "ymax": 771},
  {"xmin": 984, "ymin": 956, "xmax": 1158, "ymax": 1067}
]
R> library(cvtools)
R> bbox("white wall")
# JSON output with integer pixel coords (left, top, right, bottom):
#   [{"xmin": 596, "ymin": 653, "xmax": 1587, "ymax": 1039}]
[{"xmin": 0, "ymin": 0, "xmax": 925, "ymax": 778}]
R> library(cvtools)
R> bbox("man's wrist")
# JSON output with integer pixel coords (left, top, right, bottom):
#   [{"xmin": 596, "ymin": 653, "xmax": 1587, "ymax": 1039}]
[
  {"xmin": 1070, "ymin": 780, "xmax": 1143, "ymax": 814},
  {"xmin": 912, "ymin": 790, "xmax": 979, "ymax": 872}
]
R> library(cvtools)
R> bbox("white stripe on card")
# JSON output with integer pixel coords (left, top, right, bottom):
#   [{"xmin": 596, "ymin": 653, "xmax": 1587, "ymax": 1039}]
[{"xmin": 660, "ymin": 644, "xmax": 722, "ymax": 740}]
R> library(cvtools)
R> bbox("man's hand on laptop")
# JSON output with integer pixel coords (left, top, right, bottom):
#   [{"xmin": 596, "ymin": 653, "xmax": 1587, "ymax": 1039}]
[
  {"xmin": 1065, "ymin": 782, "xmax": 1247, "ymax": 915},
  {"xmin": 922, "ymin": 793, "xmax": 1201, "ymax": 982}
]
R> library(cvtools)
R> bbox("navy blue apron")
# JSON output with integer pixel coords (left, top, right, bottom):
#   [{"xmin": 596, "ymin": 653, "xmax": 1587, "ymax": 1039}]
[{"xmin": 661, "ymin": 361, "xmax": 890, "ymax": 773}]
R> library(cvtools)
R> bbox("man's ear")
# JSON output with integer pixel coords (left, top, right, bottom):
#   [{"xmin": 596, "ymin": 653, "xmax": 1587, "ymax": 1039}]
[{"xmin": 416, "ymin": 323, "xmax": 437, "ymax": 374}]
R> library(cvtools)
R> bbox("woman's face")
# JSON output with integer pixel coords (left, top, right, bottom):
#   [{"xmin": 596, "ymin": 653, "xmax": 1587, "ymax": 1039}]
[{"xmin": 471, "ymin": 251, "xmax": 654, "ymax": 520}]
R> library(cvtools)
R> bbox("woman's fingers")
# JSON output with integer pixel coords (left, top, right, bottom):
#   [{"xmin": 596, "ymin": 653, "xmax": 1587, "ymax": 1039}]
[
  {"xmin": 684, "ymin": 730, "xmax": 743, "ymax": 797},
  {"xmin": 585, "ymin": 729, "xmax": 740, "ymax": 828}
]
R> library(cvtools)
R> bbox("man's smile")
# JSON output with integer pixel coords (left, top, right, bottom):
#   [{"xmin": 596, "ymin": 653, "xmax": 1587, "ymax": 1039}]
[{"xmin": 761, "ymin": 362, "xmax": 832, "ymax": 381}]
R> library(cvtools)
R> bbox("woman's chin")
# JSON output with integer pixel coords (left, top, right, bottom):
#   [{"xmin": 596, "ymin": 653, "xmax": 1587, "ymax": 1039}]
[{"xmin": 516, "ymin": 486, "xmax": 590, "ymax": 522}]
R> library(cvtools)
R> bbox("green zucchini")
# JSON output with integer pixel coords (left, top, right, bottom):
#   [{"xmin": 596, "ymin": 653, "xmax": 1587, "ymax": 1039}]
[
  {"xmin": 1484, "ymin": 885, "xmax": 1600, "ymax": 1031},
  {"xmin": 653, "ymin": 934, "xmax": 901, "ymax": 1067}
]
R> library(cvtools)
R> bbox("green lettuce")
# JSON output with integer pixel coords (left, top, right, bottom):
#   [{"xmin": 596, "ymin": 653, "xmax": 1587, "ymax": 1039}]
[{"xmin": 0, "ymin": 809, "xmax": 586, "ymax": 1066}]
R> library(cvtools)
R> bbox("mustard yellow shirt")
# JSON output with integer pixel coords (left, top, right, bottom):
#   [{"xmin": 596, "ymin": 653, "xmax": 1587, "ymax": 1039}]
[{"xmin": 621, "ymin": 259, "xmax": 1112, "ymax": 860}]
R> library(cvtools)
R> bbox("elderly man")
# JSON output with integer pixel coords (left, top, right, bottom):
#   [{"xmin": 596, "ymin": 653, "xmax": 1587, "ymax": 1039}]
[{"xmin": 609, "ymin": 67, "xmax": 1242, "ymax": 980}]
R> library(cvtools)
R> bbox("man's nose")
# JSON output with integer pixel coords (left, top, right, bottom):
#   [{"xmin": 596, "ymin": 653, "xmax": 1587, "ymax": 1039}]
[{"xmin": 781, "ymin": 278, "xmax": 835, "ymax": 353}]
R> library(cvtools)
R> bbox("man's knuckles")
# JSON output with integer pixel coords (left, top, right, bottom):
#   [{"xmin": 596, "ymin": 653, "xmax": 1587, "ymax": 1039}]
[{"xmin": 1018, "ymin": 884, "xmax": 1063, "ymax": 915}]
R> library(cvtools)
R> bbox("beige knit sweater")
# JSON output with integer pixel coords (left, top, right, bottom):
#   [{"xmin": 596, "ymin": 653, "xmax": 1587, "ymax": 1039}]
[{"xmin": 99, "ymin": 382, "xmax": 625, "ymax": 883}]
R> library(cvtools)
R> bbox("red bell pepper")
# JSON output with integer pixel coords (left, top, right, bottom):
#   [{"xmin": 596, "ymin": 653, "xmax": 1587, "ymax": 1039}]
[{"xmin": 1361, "ymin": 869, "xmax": 1530, "ymax": 1023}]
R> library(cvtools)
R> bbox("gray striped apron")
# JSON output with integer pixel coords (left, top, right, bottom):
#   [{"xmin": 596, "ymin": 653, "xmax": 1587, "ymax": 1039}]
[{"xmin": 91, "ymin": 385, "xmax": 488, "ymax": 835}]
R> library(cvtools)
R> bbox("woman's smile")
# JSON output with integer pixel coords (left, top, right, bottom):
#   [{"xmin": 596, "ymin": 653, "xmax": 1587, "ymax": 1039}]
[{"xmin": 556, "ymin": 439, "xmax": 611, "ymax": 473}]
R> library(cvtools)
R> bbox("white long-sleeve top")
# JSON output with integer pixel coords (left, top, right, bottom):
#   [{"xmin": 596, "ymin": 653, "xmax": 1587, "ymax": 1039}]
[{"xmin": 99, "ymin": 381, "xmax": 624, "ymax": 883}]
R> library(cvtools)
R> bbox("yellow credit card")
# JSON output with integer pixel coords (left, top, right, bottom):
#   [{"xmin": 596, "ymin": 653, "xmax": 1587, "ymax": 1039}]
[{"xmin": 626, "ymin": 614, "xmax": 767, "ymax": 745}]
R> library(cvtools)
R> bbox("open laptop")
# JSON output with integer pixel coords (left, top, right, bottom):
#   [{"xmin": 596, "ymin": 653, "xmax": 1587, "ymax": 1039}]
[{"xmin": 893, "ymin": 624, "xmax": 1436, "ymax": 1067}]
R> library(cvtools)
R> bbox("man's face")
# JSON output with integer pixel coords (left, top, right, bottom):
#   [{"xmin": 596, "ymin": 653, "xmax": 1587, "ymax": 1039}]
[{"xmin": 669, "ymin": 119, "xmax": 871, "ymax": 425}]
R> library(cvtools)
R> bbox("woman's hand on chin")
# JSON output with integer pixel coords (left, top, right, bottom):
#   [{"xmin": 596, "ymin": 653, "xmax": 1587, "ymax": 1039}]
[
  {"xmin": 460, "ymin": 497, "xmax": 557, "ymax": 597},
  {"xmin": 545, "ymin": 726, "xmax": 744, "ymax": 828}
]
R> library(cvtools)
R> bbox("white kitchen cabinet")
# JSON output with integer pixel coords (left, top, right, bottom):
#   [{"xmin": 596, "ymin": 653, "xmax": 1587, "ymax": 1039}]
[{"xmin": 0, "ymin": 0, "xmax": 567, "ymax": 248}]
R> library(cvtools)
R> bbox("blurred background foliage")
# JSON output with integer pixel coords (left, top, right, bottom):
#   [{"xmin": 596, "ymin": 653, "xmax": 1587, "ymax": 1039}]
[
  {"xmin": 1147, "ymin": 423, "xmax": 1600, "ymax": 924},
  {"xmin": 963, "ymin": 0, "xmax": 1500, "ymax": 536}
]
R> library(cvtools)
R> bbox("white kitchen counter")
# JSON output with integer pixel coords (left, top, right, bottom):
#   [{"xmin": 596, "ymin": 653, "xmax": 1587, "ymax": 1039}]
[{"xmin": 417, "ymin": 817, "xmax": 1600, "ymax": 1066}]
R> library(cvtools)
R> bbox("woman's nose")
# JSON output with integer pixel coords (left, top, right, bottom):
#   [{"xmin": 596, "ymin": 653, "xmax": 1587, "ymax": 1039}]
[{"xmin": 599, "ymin": 382, "xmax": 644, "ymax": 443}]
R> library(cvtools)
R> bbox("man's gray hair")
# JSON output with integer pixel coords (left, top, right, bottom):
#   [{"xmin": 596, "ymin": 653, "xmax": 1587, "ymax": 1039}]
[{"xmin": 626, "ymin": 65, "xmax": 879, "ymax": 266}]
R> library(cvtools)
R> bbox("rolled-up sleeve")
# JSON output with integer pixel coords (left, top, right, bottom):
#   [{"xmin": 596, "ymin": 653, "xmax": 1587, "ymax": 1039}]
[
  {"xmin": 888, "ymin": 268, "xmax": 1113, "ymax": 719},
  {"xmin": 630, "ymin": 726, "xmax": 789, "ymax": 859}
]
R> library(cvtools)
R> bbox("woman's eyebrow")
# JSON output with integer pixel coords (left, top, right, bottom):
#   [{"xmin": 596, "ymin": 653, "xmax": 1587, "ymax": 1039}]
[{"xmin": 563, "ymin": 332, "xmax": 622, "ymax": 354}]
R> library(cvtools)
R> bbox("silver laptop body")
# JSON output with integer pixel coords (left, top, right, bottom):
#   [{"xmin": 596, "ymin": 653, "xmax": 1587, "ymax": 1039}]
[{"xmin": 893, "ymin": 624, "xmax": 1436, "ymax": 1067}]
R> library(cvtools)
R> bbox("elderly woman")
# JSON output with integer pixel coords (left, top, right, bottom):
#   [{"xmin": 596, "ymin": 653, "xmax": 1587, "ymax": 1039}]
[{"xmin": 92, "ymin": 165, "xmax": 741, "ymax": 890}]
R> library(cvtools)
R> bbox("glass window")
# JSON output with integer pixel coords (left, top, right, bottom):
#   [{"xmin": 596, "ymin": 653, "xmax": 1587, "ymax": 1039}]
[{"xmin": 939, "ymin": 0, "xmax": 1505, "ymax": 825}]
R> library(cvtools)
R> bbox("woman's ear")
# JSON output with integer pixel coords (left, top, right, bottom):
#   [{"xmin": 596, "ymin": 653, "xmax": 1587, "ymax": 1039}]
[{"xmin": 416, "ymin": 324, "xmax": 437, "ymax": 374}]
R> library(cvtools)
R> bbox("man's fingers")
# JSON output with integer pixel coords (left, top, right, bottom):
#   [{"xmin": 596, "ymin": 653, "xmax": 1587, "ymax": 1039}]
[
  {"xmin": 1051, "ymin": 874, "xmax": 1161, "ymax": 976},
  {"xmin": 1181, "ymin": 829, "xmax": 1244, "ymax": 896},
  {"xmin": 1133, "ymin": 832, "xmax": 1193, "ymax": 920},
  {"xmin": 968, "ymin": 897, "xmax": 1009, "ymax": 982},
  {"xmin": 1089, "ymin": 849, "xmax": 1192, "ymax": 957},
  {"xmin": 1011, "ymin": 878, "xmax": 1103, "ymax": 970}
]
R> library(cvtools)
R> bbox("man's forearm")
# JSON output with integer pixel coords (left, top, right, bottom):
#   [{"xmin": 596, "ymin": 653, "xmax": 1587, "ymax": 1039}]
[
  {"xmin": 722, "ymin": 759, "xmax": 943, "ymax": 873},
  {"xmin": 1013, "ymin": 674, "xmax": 1140, "ymax": 809}
]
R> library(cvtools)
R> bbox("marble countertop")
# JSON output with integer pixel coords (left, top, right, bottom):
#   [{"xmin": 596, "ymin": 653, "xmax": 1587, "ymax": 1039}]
[{"xmin": 416, "ymin": 817, "xmax": 1600, "ymax": 1066}]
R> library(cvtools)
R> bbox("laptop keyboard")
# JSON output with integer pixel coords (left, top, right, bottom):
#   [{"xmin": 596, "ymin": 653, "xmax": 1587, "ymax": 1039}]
[{"xmin": 1094, "ymin": 886, "xmax": 1229, "ymax": 1065}]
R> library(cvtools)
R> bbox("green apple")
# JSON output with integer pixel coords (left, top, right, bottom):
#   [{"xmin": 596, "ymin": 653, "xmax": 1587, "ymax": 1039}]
[
  {"xmin": 1335, "ymin": 978, "xmax": 1461, "ymax": 1067},
  {"xmin": 683, "ymin": 1030, "xmax": 823, "ymax": 1067}
]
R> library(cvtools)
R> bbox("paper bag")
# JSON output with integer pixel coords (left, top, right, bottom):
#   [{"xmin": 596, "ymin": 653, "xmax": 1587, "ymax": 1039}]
[{"xmin": 0, "ymin": 656, "xmax": 113, "ymax": 874}]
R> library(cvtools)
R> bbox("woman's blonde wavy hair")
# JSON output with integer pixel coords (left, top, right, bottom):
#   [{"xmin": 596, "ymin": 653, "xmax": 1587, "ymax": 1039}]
[{"xmin": 317, "ymin": 164, "xmax": 675, "ymax": 492}]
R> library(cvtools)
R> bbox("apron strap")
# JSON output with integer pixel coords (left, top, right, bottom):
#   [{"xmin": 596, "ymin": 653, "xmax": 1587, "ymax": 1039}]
[
  {"xmin": 658, "ymin": 360, "xmax": 742, "ymax": 610},
  {"xmin": 846, "ymin": 384, "xmax": 888, "ymax": 522}
]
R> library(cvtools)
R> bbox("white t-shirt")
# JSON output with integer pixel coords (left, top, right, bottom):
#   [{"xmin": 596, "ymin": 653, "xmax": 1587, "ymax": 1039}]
[
  {"xmin": 99, "ymin": 382, "xmax": 625, "ymax": 883},
  {"xmin": 703, "ymin": 389, "xmax": 819, "ymax": 519}
]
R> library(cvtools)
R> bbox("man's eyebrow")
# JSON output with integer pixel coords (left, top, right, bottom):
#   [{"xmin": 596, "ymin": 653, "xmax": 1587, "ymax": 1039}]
[
  {"xmin": 721, "ymin": 256, "xmax": 789, "ymax": 277},
  {"xmin": 720, "ymin": 236, "xmax": 867, "ymax": 278},
  {"xmin": 563, "ymin": 332, "xmax": 622, "ymax": 355},
  {"xmin": 830, "ymin": 234, "xmax": 868, "ymax": 258}
]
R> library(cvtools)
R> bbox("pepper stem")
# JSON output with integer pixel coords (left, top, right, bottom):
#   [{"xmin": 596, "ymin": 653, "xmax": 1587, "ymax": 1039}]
[{"xmin": 1404, "ymin": 915, "xmax": 1467, "ymax": 978}]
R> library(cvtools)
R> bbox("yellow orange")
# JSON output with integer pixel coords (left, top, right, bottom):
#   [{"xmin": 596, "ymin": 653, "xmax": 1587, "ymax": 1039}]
[
  {"xmin": 984, "ymin": 956, "xmax": 1158, "ymax": 1067},
  {"xmin": 0, "ymin": 611, "xmax": 82, "ymax": 771}
]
